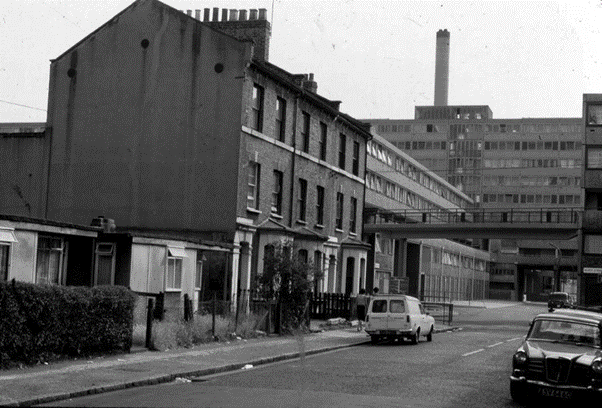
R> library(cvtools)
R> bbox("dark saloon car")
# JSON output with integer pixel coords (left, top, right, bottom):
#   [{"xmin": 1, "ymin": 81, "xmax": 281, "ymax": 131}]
[
  {"xmin": 510, "ymin": 309, "xmax": 602, "ymax": 403},
  {"xmin": 548, "ymin": 292, "xmax": 574, "ymax": 312}
]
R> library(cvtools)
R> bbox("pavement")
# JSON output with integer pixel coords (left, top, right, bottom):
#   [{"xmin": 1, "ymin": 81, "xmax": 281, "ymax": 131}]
[{"xmin": 0, "ymin": 300, "xmax": 521, "ymax": 407}]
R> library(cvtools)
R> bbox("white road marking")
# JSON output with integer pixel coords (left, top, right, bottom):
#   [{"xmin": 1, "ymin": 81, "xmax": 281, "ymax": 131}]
[
  {"xmin": 506, "ymin": 337, "xmax": 522, "ymax": 342},
  {"xmin": 487, "ymin": 342, "xmax": 504, "ymax": 348},
  {"xmin": 462, "ymin": 348, "xmax": 485, "ymax": 357}
]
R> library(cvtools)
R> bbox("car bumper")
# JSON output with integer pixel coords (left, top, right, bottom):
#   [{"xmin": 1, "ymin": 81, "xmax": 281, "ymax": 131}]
[
  {"xmin": 366, "ymin": 330, "xmax": 413, "ymax": 336},
  {"xmin": 510, "ymin": 374, "xmax": 602, "ymax": 397}
]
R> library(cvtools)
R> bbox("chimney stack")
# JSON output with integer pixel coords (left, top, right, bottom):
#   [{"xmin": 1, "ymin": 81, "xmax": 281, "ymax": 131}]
[
  {"xmin": 434, "ymin": 29, "xmax": 450, "ymax": 106},
  {"xmin": 202, "ymin": 6, "xmax": 271, "ymax": 61}
]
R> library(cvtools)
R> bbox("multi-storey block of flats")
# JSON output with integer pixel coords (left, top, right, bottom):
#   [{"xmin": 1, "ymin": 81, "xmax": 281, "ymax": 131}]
[
  {"xmin": 580, "ymin": 94, "xmax": 602, "ymax": 306},
  {"xmin": 364, "ymin": 131, "xmax": 491, "ymax": 300},
  {"xmin": 365, "ymin": 108, "xmax": 583, "ymax": 302},
  {"xmin": 36, "ymin": 0, "xmax": 371, "ymax": 306},
  {"xmin": 362, "ymin": 30, "xmax": 583, "ymax": 303}
]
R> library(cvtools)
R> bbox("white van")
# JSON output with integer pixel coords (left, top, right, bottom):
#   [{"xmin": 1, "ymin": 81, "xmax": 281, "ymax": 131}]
[{"xmin": 364, "ymin": 295, "xmax": 435, "ymax": 344}]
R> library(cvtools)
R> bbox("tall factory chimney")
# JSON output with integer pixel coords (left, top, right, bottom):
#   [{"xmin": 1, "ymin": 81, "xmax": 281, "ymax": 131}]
[{"xmin": 434, "ymin": 29, "xmax": 450, "ymax": 106}]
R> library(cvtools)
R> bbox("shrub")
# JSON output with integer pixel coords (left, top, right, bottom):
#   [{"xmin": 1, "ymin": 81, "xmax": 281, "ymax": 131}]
[
  {"xmin": 256, "ymin": 242, "xmax": 320, "ymax": 333},
  {"xmin": 0, "ymin": 280, "xmax": 135, "ymax": 368},
  {"xmin": 149, "ymin": 312, "xmax": 265, "ymax": 351}
]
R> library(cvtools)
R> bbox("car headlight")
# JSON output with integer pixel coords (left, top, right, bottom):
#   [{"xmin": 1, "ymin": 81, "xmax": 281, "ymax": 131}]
[
  {"xmin": 513, "ymin": 351, "xmax": 528, "ymax": 366},
  {"xmin": 593, "ymin": 359, "xmax": 602, "ymax": 374}
]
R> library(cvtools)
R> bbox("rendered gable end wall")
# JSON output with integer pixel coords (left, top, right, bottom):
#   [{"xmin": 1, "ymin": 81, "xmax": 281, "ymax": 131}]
[{"xmin": 45, "ymin": 0, "xmax": 252, "ymax": 237}]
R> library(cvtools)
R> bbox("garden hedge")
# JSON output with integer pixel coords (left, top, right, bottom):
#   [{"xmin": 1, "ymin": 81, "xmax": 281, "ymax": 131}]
[{"xmin": 0, "ymin": 280, "xmax": 135, "ymax": 368}]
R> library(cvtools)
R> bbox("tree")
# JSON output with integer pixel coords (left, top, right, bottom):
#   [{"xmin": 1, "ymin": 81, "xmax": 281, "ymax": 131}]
[{"xmin": 256, "ymin": 242, "xmax": 322, "ymax": 333}]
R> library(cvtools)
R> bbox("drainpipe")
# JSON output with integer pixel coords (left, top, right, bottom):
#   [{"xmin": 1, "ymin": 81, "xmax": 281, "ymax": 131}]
[{"xmin": 288, "ymin": 93, "xmax": 300, "ymax": 228}]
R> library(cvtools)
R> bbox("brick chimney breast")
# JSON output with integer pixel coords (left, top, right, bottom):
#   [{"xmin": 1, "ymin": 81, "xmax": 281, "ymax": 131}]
[
  {"xmin": 204, "ymin": 7, "xmax": 271, "ymax": 61},
  {"xmin": 203, "ymin": 8, "xmax": 210, "ymax": 21},
  {"xmin": 212, "ymin": 7, "xmax": 219, "ymax": 21}
]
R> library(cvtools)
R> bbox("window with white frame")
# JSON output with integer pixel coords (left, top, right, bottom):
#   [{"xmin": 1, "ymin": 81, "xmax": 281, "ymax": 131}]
[
  {"xmin": 0, "ymin": 228, "xmax": 17, "ymax": 282},
  {"xmin": 167, "ymin": 247, "xmax": 186, "ymax": 290},
  {"xmin": 196, "ymin": 253, "xmax": 205, "ymax": 290},
  {"xmin": 36, "ymin": 236, "xmax": 65, "ymax": 285},
  {"xmin": 251, "ymin": 84, "xmax": 264, "ymax": 132},
  {"xmin": 0, "ymin": 244, "xmax": 9, "ymax": 281},
  {"xmin": 247, "ymin": 161, "xmax": 260, "ymax": 210},
  {"xmin": 95, "ymin": 243, "xmax": 115, "ymax": 285}
]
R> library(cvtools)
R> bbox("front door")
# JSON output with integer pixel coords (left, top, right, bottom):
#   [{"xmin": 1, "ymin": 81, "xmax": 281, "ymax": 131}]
[{"xmin": 345, "ymin": 257, "xmax": 355, "ymax": 294}]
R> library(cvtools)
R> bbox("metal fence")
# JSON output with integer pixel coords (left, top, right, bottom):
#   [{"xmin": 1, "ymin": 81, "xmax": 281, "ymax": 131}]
[{"xmin": 309, "ymin": 292, "xmax": 352, "ymax": 320}]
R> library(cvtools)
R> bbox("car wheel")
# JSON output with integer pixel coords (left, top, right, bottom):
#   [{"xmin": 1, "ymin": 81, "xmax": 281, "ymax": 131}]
[
  {"xmin": 411, "ymin": 328, "xmax": 420, "ymax": 344},
  {"xmin": 426, "ymin": 326, "xmax": 434, "ymax": 342},
  {"xmin": 510, "ymin": 381, "xmax": 527, "ymax": 404},
  {"xmin": 370, "ymin": 335, "xmax": 380, "ymax": 344}
]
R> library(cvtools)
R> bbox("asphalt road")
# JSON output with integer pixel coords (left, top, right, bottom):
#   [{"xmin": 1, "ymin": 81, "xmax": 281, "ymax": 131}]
[{"xmin": 44, "ymin": 303, "xmax": 549, "ymax": 408}]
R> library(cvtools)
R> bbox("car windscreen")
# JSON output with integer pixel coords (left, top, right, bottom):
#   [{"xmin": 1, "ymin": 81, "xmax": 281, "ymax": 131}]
[
  {"xmin": 371, "ymin": 300, "xmax": 387, "ymax": 313},
  {"xmin": 528, "ymin": 319, "xmax": 601, "ymax": 347},
  {"xmin": 389, "ymin": 300, "xmax": 406, "ymax": 313}
]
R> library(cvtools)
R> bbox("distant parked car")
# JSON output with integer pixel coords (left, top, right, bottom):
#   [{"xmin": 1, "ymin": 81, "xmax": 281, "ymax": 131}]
[
  {"xmin": 548, "ymin": 292, "xmax": 574, "ymax": 312},
  {"xmin": 510, "ymin": 309, "xmax": 602, "ymax": 403},
  {"xmin": 364, "ymin": 295, "xmax": 435, "ymax": 344}
]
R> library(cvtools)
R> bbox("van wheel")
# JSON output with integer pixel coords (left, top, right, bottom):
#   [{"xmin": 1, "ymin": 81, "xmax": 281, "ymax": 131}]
[
  {"xmin": 427, "ymin": 326, "xmax": 434, "ymax": 342},
  {"xmin": 411, "ymin": 329, "xmax": 420, "ymax": 344},
  {"xmin": 370, "ymin": 335, "xmax": 380, "ymax": 344}
]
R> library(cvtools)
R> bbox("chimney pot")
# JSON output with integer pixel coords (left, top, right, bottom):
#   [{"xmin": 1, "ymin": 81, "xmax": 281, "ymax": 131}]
[
  {"xmin": 221, "ymin": 8, "xmax": 228, "ymax": 21},
  {"xmin": 249, "ymin": 9, "xmax": 258, "ymax": 20},
  {"xmin": 239, "ymin": 10, "xmax": 247, "ymax": 21},
  {"xmin": 230, "ymin": 9, "xmax": 238, "ymax": 21},
  {"xmin": 212, "ymin": 7, "xmax": 219, "ymax": 21},
  {"xmin": 186, "ymin": 9, "xmax": 192, "ymax": 16},
  {"xmin": 204, "ymin": 8, "xmax": 210, "ymax": 21},
  {"xmin": 194, "ymin": 9, "xmax": 201, "ymax": 20},
  {"xmin": 258, "ymin": 8, "xmax": 267, "ymax": 20}
]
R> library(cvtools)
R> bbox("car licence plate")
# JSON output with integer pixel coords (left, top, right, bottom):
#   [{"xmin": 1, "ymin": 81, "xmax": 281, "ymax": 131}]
[{"xmin": 537, "ymin": 386, "xmax": 572, "ymax": 400}]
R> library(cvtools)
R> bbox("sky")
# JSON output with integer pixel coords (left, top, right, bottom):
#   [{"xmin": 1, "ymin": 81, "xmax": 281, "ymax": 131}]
[{"xmin": 1, "ymin": 0, "xmax": 602, "ymax": 123}]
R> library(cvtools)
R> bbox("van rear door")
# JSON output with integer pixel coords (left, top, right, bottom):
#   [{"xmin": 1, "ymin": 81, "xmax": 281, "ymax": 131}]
[
  {"xmin": 388, "ymin": 298, "xmax": 411, "ymax": 332},
  {"xmin": 368, "ymin": 299, "xmax": 388, "ymax": 331}
]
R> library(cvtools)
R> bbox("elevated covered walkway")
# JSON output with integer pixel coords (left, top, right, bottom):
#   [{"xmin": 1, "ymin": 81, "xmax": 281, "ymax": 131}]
[{"xmin": 364, "ymin": 207, "xmax": 581, "ymax": 240}]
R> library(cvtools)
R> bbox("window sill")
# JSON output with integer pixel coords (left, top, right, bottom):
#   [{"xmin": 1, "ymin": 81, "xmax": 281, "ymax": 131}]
[
  {"xmin": 335, "ymin": 228, "xmax": 344, "ymax": 234},
  {"xmin": 349, "ymin": 231, "xmax": 357, "ymax": 236},
  {"xmin": 270, "ymin": 212, "xmax": 283, "ymax": 220},
  {"xmin": 296, "ymin": 219, "xmax": 307, "ymax": 225},
  {"xmin": 314, "ymin": 224, "xmax": 324, "ymax": 229},
  {"xmin": 246, "ymin": 207, "xmax": 262, "ymax": 215},
  {"xmin": 165, "ymin": 288, "xmax": 182, "ymax": 293}
]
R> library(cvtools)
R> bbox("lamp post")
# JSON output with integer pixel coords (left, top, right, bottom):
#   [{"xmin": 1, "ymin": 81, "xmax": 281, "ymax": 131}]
[{"xmin": 549, "ymin": 243, "xmax": 561, "ymax": 292}]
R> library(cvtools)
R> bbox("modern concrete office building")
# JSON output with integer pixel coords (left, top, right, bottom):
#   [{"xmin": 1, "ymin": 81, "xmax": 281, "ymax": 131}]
[
  {"xmin": 363, "ymin": 30, "xmax": 582, "ymax": 302},
  {"xmin": 364, "ymin": 131, "xmax": 490, "ymax": 300}
]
